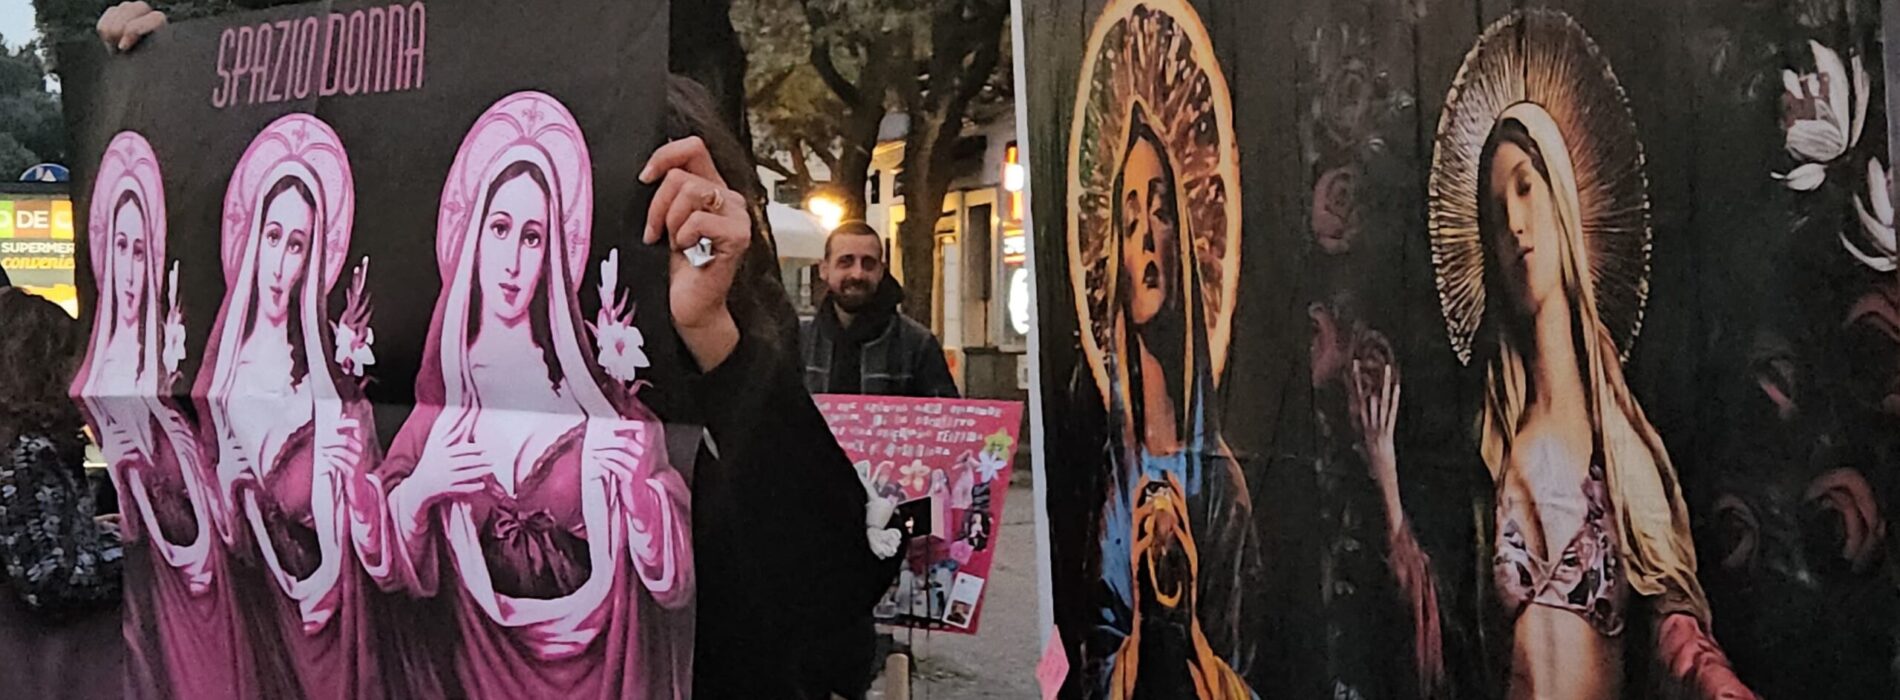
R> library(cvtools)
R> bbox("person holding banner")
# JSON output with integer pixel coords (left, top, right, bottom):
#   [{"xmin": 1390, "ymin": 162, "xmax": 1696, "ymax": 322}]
[{"xmin": 648, "ymin": 78, "xmax": 904, "ymax": 700}]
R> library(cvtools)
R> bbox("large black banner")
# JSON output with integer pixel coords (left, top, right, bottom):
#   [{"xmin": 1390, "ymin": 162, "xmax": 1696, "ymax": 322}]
[
  {"xmin": 1024, "ymin": 0, "xmax": 1899, "ymax": 697},
  {"xmin": 61, "ymin": 1, "xmax": 696, "ymax": 697}
]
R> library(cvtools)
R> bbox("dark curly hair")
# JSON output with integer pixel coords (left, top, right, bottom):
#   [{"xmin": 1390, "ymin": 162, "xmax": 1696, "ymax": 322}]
[{"xmin": 0, "ymin": 290, "xmax": 86, "ymax": 452}]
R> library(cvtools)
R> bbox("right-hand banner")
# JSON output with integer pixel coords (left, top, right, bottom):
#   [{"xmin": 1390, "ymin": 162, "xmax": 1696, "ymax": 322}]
[{"xmin": 1021, "ymin": 0, "xmax": 1898, "ymax": 697}]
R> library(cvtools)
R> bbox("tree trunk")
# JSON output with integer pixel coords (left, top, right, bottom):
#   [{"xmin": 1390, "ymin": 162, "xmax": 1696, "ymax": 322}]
[
  {"xmin": 890, "ymin": 2, "xmax": 1009, "ymax": 326},
  {"xmin": 830, "ymin": 103, "xmax": 882, "ymax": 220},
  {"xmin": 894, "ymin": 111, "xmax": 957, "ymax": 325},
  {"xmin": 801, "ymin": 17, "xmax": 902, "ymax": 222}
]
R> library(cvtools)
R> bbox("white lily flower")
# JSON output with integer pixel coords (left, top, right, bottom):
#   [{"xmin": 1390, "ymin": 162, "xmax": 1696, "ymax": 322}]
[
  {"xmin": 332, "ymin": 323, "xmax": 377, "ymax": 377},
  {"xmin": 591, "ymin": 247, "xmax": 649, "ymax": 384},
  {"xmin": 161, "ymin": 316, "xmax": 186, "ymax": 376},
  {"xmin": 597, "ymin": 249, "xmax": 620, "ymax": 311},
  {"xmin": 1846, "ymin": 157, "xmax": 1898, "ymax": 272},
  {"xmin": 595, "ymin": 321, "xmax": 650, "ymax": 384},
  {"xmin": 160, "ymin": 262, "xmax": 185, "ymax": 375},
  {"xmin": 1777, "ymin": 41, "xmax": 1871, "ymax": 189}
]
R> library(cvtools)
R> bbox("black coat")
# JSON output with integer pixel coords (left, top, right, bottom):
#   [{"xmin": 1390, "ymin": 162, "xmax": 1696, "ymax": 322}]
[{"xmin": 687, "ymin": 332, "xmax": 901, "ymax": 698}]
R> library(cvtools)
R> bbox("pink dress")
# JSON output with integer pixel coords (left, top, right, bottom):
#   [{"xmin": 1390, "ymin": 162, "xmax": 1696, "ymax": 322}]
[
  {"xmin": 376, "ymin": 404, "xmax": 692, "ymax": 700},
  {"xmin": 227, "ymin": 414, "xmax": 385, "ymax": 700},
  {"xmin": 113, "ymin": 409, "xmax": 254, "ymax": 700}
]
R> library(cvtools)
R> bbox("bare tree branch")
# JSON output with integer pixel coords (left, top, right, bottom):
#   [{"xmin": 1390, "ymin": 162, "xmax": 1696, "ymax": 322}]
[{"xmin": 801, "ymin": 1, "xmax": 865, "ymax": 107}]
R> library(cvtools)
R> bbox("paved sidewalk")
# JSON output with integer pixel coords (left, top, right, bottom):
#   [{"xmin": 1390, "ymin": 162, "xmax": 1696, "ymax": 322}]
[{"xmin": 868, "ymin": 483, "xmax": 1041, "ymax": 699}]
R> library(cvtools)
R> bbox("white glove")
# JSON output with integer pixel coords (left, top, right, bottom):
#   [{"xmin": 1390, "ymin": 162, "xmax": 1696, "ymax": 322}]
[
  {"xmin": 866, "ymin": 527, "xmax": 902, "ymax": 559},
  {"xmin": 865, "ymin": 495, "xmax": 897, "ymax": 530}
]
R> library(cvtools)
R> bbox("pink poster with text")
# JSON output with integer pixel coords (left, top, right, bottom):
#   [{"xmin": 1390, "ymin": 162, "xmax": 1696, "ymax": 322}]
[{"xmin": 813, "ymin": 395, "xmax": 1024, "ymax": 635}]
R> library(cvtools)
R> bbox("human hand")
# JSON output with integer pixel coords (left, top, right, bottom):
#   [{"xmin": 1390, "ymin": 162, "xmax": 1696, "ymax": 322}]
[
  {"xmin": 867, "ymin": 528, "xmax": 902, "ymax": 559},
  {"xmin": 102, "ymin": 424, "xmax": 146, "ymax": 469},
  {"xmin": 640, "ymin": 137, "xmax": 750, "ymax": 369},
  {"xmin": 585, "ymin": 416, "xmax": 654, "ymax": 490},
  {"xmin": 396, "ymin": 423, "xmax": 494, "ymax": 527},
  {"xmin": 320, "ymin": 414, "xmax": 366, "ymax": 477},
  {"xmin": 1660, "ymin": 614, "xmax": 1758, "ymax": 700},
  {"xmin": 1351, "ymin": 361, "xmax": 1401, "ymax": 491},
  {"xmin": 97, "ymin": 2, "xmax": 167, "ymax": 52},
  {"xmin": 214, "ymin": 426, "xmax": 257, "ymax": 501}
]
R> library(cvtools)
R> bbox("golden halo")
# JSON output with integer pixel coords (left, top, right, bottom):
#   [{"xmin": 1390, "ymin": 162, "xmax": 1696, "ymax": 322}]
[
  {"xmin": 1428, "ymin": 9, "xmax": 1653, "ymax": 365},
  {"xmin": 1067, "ymin": 0, "xmax": 1242, "ymax": 405}
]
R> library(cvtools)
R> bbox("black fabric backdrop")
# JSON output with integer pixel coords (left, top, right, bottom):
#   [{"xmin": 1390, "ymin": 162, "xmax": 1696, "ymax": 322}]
[{"xmin": 1024, "ymin": 0, "xmax": 1900, "ymax": 697}]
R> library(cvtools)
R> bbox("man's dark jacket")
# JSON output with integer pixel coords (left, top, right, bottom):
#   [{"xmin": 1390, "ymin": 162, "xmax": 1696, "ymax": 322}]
[{"xmin": 800, "ymin": 276, "xmax": 960, "ymax": 399}]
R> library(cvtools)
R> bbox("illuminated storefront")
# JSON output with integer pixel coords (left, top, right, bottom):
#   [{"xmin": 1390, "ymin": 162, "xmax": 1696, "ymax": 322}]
[
  {"xmin": 996, "ymin": 142, "xmax": 1029, "ymax": 351},
  {"xmin": 0, "ymin": 184, "xmax": 79, "ymax": 316}
]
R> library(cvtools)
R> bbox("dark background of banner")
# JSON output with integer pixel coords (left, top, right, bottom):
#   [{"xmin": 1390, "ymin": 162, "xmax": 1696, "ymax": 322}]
[
  {"xmin": 1024, "ymin": 0, "xmax": 1899, "ymax": 697},
  {"xmin": 59, "ymin": 0, "xmax": 699, "ymax": 464}
]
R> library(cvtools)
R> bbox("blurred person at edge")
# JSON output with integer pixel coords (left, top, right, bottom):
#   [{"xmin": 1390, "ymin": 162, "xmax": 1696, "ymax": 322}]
[
  {"xmin": 100, "ymin": 4, "xmax": 900, "ymax": 697},
  {"xmin": 0, "ymin": 288, "xmax": 127, "ymax": 700},
  {"xmin": 802, "ymin": 221, "xmax": 960, "ymax": 400}
]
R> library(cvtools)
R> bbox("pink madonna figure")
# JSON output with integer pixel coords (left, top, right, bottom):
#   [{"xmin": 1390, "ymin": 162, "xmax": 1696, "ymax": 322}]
[
  {"xmin": 71, "ymin": 131, "xmax": 253, "ymax": 699},
  {"xmin": 375, "ymin": 91, "xmax": 694, "ymax": 699},
  {"xmin": 194, "ymin": 114, "xmax": 384, "ymax": 699}
]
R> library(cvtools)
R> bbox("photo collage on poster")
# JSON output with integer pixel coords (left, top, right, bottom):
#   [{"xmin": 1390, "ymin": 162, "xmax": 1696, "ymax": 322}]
[
  {"xmin": 59, "ymin": 1, "xmax": 694, "ymax": 697},
  {"xmin": 812, "ymin": 395, "xmax": 1024, "ymax": 633},
  {"xmin": 1023, "ymin": 0, "xmax": 1899, "ymax": 697}
]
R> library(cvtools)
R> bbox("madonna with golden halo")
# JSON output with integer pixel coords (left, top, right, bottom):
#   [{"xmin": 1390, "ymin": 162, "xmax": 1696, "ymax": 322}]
[
  {"xmin": 1352, "ymin": 9, "xmax": 1760, "ymax": 699},
  {"xmin": 1067, "ymin": 0, "xmax": 1258, "ymax": 697}
]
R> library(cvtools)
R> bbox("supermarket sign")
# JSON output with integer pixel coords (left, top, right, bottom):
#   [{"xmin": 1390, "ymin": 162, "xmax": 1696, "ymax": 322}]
[{"xmin": 0, "ymin": 197, "xmax": 77, "ymax": 272}]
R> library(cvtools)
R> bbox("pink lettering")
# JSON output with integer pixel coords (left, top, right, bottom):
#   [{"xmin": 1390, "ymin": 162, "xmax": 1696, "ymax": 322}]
[
  {"xmin": 364, "ymin": 7, "xmax": 387, "ymax": 93},
  {"xmin": 266, "ymin": 19, "xmax": 293, "ymax": 103},
  {"xmin": 291, "ymin": 17, "xmax": 321, "ymax": 100},
  {"xmin": 233, "ymin": 26, "xmax": 254, "ymax": 104},
  {"xmin": 341, "ymin": 11, "xmax": 363, "ymax": 95},
  {"xmin": 212, "ymin": 28, "xmax": 235, "ymax": 108},
  {"xmin": 407, "ymin": 2, "xmax": 425, "ymax": 89},
  {"xmin": 209, "ymin": 2, "xmax": 425, "ymax": 108},
  {"xmin": 319, "ymin": 13, "xmax": 345, "ymax": 97},
  {"xmin": 389, "ymin": 4, "xmax": 410, "ymax": 90},
  {"xmin": 246, "ymin": 22, "xmax": 271, "ymax": 105}
]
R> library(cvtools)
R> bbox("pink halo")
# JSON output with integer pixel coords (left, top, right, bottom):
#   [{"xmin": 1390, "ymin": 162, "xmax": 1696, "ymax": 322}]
[
  {"xmin": 436, "ymin": 91, "xmax": 593, "ymax": 289},
  {"xmin": 87, "ymin": 131, "xmax": 166, "ymax": 285},
  {"xmin": 220, "ymin": 114, "xmax": 356, "ymax": 292}
]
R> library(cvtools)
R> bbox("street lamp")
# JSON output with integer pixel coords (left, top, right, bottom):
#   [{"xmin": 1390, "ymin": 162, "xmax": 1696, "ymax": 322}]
[
  {"xmin": 1002, "ymin": 144, "xmax": 1025, "ymax": 193},
  {"xmin": 805, "ymin": 193, "xmax": 845, "ymax": 232}
]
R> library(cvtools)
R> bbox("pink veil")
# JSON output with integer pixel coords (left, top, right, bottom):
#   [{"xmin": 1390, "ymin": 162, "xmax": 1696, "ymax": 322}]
[
  {"xmin": 382, "ymin": 91, "xmax": 686, "ymax": 658},
  {"xmin": 71, "ymin": 130, "xmax": 217, "ymax": 589},
  {"xmin": 193, "ymin": 113, "xmax": 359, "ymax": 628}
]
